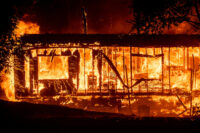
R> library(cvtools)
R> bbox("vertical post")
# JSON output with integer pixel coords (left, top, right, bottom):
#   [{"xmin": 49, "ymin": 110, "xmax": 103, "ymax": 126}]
[
  {"xmin": 115, "ymin": 48, "xmax": 117, "ymax": 92},
  {"xmin": 134, "ymin": 48, "xmax": 138, "ymax": 92},
  {"xmin": 107, "ymin": 48, "xmax": 110, "ymax": 93},
  {"xmin": 146, "ymin": 48, "xmax": 149, "ymax": 93},
  {"xmin": 84, "ymin": 48, "xmax": 86, "ymax": 94},
  {"xmin": 138, "ymin": 48, "xmax": 141, "ymax": 92},
  {"xmin": 29, "ymin": 51, "xmax": 33, "ymax": 95},
  {"xmin": 161, "ymin": 47, "xmax": 164, "ymax": 93},
  {"xmin": 168, "ymin": 47, "xmax": 171, "ymax": 93},
  {"xmin": 193, "ymin": 53, "xmax": 196, "ymax": 89},
  {"xmin": 187, "ymin": 48, "xmax": 189, "ymax": 69},
  {"xmin": 192, "ymin": 54, "xmax": 194, "ymax": 90},
  {"xmin": 76, "ymin": 48, "xmax": 79, "ymax": 92},
  {"xmin": 92, "ymin": 48, "xmax": 94, "ymax": 93},
  {"xmin": 36, "ymin": 49, "xmax": 39, "ymax": 95},
  {"xmin": 190, "ymin": 54, "xmax": 195, "ymax": 116},
  {"xmin": 125, "ymin": 65, "xmax": 130, "ymax": 106},
  {"xmin": 99, "ymin": 48, "xmax": 102, "ymax": 94},
  {"xmin": 130, "ymin": 46, "xmax": 133, "ymax": 93},
  {"xmin": 123, "ymin": 48, "xmax": 125, "ymax": 93},
  {"xmin": 190, "ymin": 65, "xmax": 193, "ymax": 116}
]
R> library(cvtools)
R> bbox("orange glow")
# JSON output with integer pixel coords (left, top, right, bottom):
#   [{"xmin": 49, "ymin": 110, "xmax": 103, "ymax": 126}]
[
  {"xmin": 2, "ymin": 19, "xmax": 200, "ymax": 116},
  {"xmin": 7, "ymin": 44, "xmax": 198, "ymax": 117},
  {"xmin": 33, "ymin": 46, "xmax": 200, "ymax": 94},
  {"xmin": 14, "ymin": 20, "xmax": 40, "ymax": 37},
  {"xmin": 0, "ymin": 57, "xmax": 15, "ymax": 101},
  {"xmin": 0, "ymin": 20, "xmax": 40, "ymax": 101}
]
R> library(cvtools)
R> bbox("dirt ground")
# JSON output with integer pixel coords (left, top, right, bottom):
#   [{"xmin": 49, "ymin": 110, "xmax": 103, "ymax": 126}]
[{"xmin": 1, "ymin": 100, "xmax": 200, "ymax": 133}]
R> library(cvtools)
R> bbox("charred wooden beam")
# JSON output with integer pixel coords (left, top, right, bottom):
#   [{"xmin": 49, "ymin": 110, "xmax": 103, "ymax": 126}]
[
  {"xmin": 123, "ymin": 49, "xmax": 125, "ymax": 93},
  {"xmin": 161, "ymin": 47, "xmax": 164, "ymax": 93},
  {"xmin": 168, "ymin": 47, "xmax": 171, "ymax": 93},
  {"xmin": 114, "ymin": 48, "xmax": 118, "ymax": 92},
  {"xmin": 145, "ymin": 48, "xmax": 149, "ymax": 93},
  {"xmin": 130, "ymin": 46, "xmax": 133, "ymax": 93},
  {"xmin": 176, "ymin": 94, "xmax": 187, "ymax": 111},
  {"xmin": 84, "ymin": 48, "xmax": 86, "ymax": 94},
  {"xmin": 97, "ymin": 49, "xmax": 103, "ymax": 93}
]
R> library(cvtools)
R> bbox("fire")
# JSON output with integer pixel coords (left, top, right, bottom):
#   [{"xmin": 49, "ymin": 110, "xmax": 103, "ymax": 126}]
[
  {"xmin": 0, "ymin": 58, "xmax": 15, "ymax": 101},
  {"xmin": 32, "ymin": 46, "xmax": 200, "ymax": 95},
  {"xmin": 14, "ymin": 20, "xmax": 40, "ymax": 37},
  {"xmin": 0, "ymin": 71, "xmax": 15, "ymax": 101},
  {"xmin": 0, "ymin": 20, "xmax": 40, "ymax": 101},
  {"xmin": 4, "ymin": 23, "xmax": 200, "ymax": 117},
  {"xmin": 4, "ymin": 39, "xmax": 200, "ymax": 116}
]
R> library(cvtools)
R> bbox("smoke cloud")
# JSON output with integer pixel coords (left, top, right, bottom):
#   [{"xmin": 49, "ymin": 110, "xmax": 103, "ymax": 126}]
[{"xmin": 21, "ymin": 0, "xmax": 132, "ymax": 34}]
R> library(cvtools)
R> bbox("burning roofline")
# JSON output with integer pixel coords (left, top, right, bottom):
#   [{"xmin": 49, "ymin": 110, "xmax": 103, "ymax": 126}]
[{"xmin": 21, "ymin": 34, "xmax": 200, "ymax": 48}]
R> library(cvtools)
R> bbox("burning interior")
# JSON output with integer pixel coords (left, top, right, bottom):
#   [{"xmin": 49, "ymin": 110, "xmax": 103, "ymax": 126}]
[{"xmin": 11, "ymin": 34, "xmax": 200, "ymax": 117}]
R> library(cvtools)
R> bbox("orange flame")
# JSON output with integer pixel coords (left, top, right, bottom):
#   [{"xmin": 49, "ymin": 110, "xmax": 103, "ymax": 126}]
[
  {"xmin": 0, "ymin": 20, "xmax": 40, "ymax": 101},
  {"xmin": 14, "ymin": 20, "xmax": 40, "ymax": 37},
  {"xmin": 0, "ymin": 57, "xmax": 15, "ymax": 101}
]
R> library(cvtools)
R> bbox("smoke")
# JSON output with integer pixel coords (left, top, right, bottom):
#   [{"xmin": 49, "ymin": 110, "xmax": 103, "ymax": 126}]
[
  {"xmin": 4, "ymin": 0, "xmax": 198, "ymax": 34},
  {"xmin": 163, "ymin": 21, "xmax": 200, "ymax": 34},
  {"xmin": 17, "ymin": 0, "xmax": 200, "ymax": 34},
  {"xmin": 20, "ymin": 0, "xmax": 132, "ymax": 34}
]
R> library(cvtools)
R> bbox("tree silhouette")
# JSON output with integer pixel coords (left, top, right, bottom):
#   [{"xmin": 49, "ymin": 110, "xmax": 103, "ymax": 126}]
[
  {"xmin": 129, "ymin": 0, "xmax": 200, "ymax": 34},
  {"xmin": 0, "ymin": 0, "xmax": 34, "ymax": 72}
]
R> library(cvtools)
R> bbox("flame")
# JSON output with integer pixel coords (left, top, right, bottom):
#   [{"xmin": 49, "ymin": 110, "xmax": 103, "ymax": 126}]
[
  {"xmin": 0, "ymin": 20, "xmax": 40, "ymax": 101},
  {"xmin": 3, "ymin": 19, "xmax": 200, "ymax": 116},
  {"xmin": 14, "ymin": 20, "xmax": 40, "ymax": 37},
  {"xmin": 0, "ymin": 72, "xmax": 15, "ymax": 101},
  {"xmin": 0, "ymin": 57, "xmax": 15, "ymax": 101},
  {"xmin": 8, "ymin": 44, "xmax": 200, "ymax": 116},
  {"xmin": 34, "ymin": 47, "xmax": 200, "ymax": 94}
]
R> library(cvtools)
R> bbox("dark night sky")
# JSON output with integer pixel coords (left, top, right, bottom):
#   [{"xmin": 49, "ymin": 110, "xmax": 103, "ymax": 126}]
[{"xmin": 22, "ymin": 0, "xmax": 133, "ymax": 34}]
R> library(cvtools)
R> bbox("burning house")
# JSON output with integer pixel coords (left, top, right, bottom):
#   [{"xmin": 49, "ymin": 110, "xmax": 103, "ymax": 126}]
[
  {"xmin": 11, "ymin": 33, "xmax": 200, "ymax": 117},
  {"xmin": 2, "ymin": 1, "xmax": 200, "ymax": 132}
]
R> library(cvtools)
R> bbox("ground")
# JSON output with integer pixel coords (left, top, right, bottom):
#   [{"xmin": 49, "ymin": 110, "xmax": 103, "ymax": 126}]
[{"xmin": 0, "ymin": 99, "xmax": 200, "ymax": 133}]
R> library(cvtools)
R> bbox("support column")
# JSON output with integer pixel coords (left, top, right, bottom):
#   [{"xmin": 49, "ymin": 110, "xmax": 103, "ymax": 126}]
[
  {"xmin": 168, "ymin": 47, "xmax": 171, "ymax": 93},
  {"xmin": 123, "ymin": 49, "xmax": 125, "ymax": 93},
  {"xmin": 146, "ymin": 48, "xmax": 149, "ymax": 93},
  {"xmin": 130, "ymin": 46, "xmax": 133, "ymax": 93},
  {"xmin": 161, "ymin": 47, "xmax": 164, "ymax": 93},
  {"xmin": 84, "ymin": 48, "xmax": 86, "ymax": 94}
]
